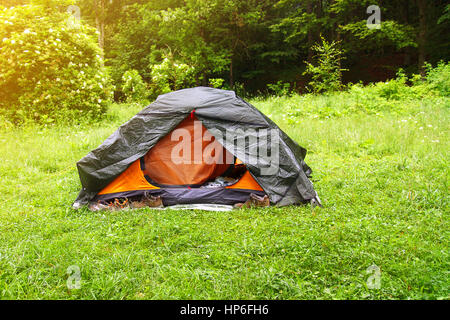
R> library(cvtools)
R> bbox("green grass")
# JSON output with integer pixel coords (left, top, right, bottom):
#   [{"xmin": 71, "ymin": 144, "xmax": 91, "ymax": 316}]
[{"xmin": 0, "ymin": 93, "xmax": 448, "ymax": 299}]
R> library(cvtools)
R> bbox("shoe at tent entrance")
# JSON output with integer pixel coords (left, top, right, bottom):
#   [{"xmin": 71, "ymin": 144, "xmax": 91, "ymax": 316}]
[{"xmin": 72, "ymin": 87, "xmax": 321, "ymax": 211}]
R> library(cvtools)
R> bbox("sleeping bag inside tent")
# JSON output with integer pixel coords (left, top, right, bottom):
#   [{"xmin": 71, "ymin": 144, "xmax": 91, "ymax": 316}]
[{"xmin": 73, "ymin": 87, "xmax": 320, "ymax": 209}]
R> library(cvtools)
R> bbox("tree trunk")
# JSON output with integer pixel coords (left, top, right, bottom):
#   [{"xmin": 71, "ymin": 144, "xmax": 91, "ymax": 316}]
[
  {"xmin": 96, "ymin": 0, "xmax": 105, "ymax": 51},
  {"xmin": 417, "ymin": 0, "xmax": 427, "ymax": 77},
  {"xmin": 403, "ymin": 0, "xmax": 411, "ymax": 66},
  {"xmin": 336, "ymin": 31, "xmax": 342, "ymax": 87},
  {"xmin": 307, "ymin": 1, "xmax": 313, "ymax": 62},
  {"xmin": 229, "ymin": 59, "xmax": 234, "ymax": 89}
]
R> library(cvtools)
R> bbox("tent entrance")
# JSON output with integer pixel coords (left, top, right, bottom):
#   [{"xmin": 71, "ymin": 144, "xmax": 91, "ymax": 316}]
[{"xmin": 94, "ymin": 115, "xmax": 265, "ymax": 206}]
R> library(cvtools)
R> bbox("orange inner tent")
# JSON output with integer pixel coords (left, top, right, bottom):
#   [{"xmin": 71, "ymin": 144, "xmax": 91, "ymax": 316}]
[
  {"xmin": 143, "ymin": 116, "xmax": 233, "ymax": 185},
  {"xmin": 98, "ymin": 160, "xmax": 159, "ymax": 195},
  {"xmin": 97, "ymin": 116, "xmax": 264, "ymax": 195}
]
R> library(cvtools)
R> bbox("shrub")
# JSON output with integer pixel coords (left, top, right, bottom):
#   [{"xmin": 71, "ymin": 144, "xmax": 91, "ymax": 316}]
[
  {"xmin": 373, "ymin": 66, "xmax": 449, "ymax": 101},
  {"xmin": 121, "ymin": 70, "xmax": 148, "ymax": 103},
  {"xmin": 267, "ymin": 81, "xmax": 292, "ymax": 96},
  {"xmin": 209, "ymin": 78, "xmax": 225, "ymax": 89},
  {"xmin": 0, "ymin": 5, "xmax": 112, "ymax": 125},
  {"xmin": 233, "ymin": 82, "xmax": 246, "ymax": 98},
  {"xmin": 303, "ymin": 37, "xmax": 347, "ymax": 94},
  {"xmin": 149, "ymin": 54, "xmax": 196, "ymax": 98},
  {"xmin": 375, "ymin": 69, "xmax": 409, "ymax": 100},
  {"xmin": 425, "ymin": 61, "xmax": 450, "ymax": 97}
]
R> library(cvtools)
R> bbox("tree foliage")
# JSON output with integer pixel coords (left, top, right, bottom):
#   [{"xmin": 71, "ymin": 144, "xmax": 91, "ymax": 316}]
[
  {"xmin": 0, "ymin": 4, "xmax": 112, "ymax": 124},
  {"xmin": 121, "ymin": 69, "xmax": 148, "ymax": 103},
  {"xmin": 1, "ymin": 0, "xmax": 449, "ymax": 108}
]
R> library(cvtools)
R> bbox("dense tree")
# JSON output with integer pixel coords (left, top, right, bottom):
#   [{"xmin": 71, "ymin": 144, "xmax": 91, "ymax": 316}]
[{"xmin": 2, "ymin": 0, "xmax": 448, "ymax": 97}]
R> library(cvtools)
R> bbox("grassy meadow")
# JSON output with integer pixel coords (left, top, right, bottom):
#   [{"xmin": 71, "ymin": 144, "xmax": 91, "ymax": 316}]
[{"xmin": 0, "ymin": 89, "xmax": 448, "ymax": 299}]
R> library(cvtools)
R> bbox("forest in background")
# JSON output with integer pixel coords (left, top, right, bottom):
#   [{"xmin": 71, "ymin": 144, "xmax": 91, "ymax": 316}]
[{"xmin": 1, "ymin": 0, "xmax": 449, "ymax": 101}]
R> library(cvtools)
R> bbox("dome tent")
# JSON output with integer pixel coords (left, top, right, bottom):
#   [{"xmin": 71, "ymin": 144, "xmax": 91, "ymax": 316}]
[{"xmin": 73, "ymin": 87, "xmax": 320, "ymax": 209}]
